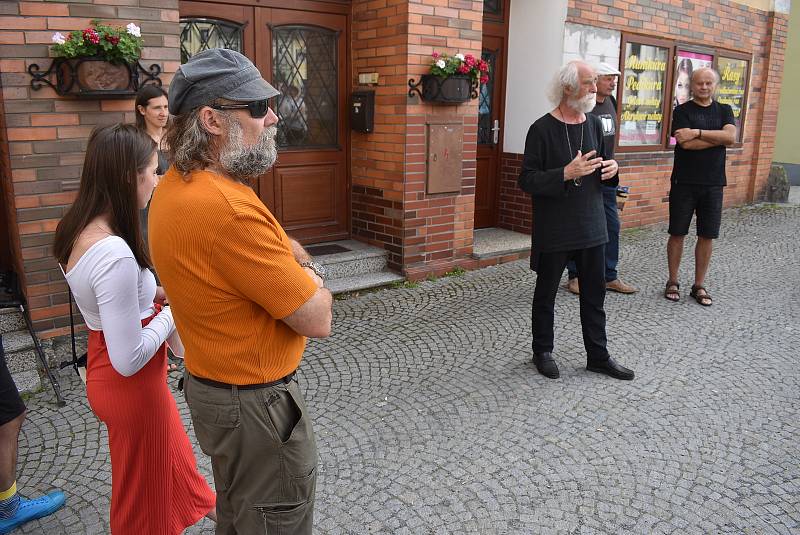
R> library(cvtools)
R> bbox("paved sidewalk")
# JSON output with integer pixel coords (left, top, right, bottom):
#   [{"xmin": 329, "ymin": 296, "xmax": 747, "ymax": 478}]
[{"xmin": 13, "ymin": 204, "xmax": 800, "ymax": 534}]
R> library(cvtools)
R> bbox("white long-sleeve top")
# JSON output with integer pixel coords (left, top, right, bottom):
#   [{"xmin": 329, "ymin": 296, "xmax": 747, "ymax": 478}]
[{"xmin": 64, "ymin": 236, "xmax": 176, "ymax": 377}]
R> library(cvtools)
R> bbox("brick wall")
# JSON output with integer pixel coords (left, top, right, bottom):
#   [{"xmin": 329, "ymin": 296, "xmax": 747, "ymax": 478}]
[
  {"xmin": 352, "ymin": 0, "xmax": 483, "ymax": 278},
  {"xmin": 351, "ymin": 0, "xmax": 409, "ymax": 270},
  {"xmin": 0, "ymin": 0, "xmax": 180, "ymax": 335},
  {"xmin": 497, "ymin": 0, "xmax": 789, "ymax": 233}
]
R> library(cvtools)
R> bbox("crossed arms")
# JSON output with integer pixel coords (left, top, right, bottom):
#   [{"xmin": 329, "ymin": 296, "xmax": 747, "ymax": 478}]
[{"xmin": 674, "ymin": 125, "xmax": 736, "ymax": 150}]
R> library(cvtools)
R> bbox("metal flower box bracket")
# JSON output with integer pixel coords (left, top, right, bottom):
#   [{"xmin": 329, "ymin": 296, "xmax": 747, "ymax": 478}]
[
  {"xmin": 29, "ymin": 57, "xmax": 162, "ymax": 99},
  {"xmin": 408, "ymin": 74, "xmax": 478, "ymax": 104}
]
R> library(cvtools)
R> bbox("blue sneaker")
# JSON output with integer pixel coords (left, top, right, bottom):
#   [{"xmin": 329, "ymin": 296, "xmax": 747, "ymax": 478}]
[{"xmin": 0, "ymin": 491, "xmax": 65, "ymax": 534}]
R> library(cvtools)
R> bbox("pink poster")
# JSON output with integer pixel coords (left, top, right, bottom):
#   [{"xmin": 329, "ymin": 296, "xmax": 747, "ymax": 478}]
[{"xmin": 670, "ymin": 50, "xmax": 714, "ymax": 145}]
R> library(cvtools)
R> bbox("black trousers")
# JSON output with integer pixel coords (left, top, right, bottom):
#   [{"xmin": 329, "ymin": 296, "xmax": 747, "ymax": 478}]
[{"xmin": 531, "ymin": 244, "xmax": 610, "ymax": 363}]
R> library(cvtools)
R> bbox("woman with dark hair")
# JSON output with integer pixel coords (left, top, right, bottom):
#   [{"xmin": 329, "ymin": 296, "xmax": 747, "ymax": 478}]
[
  {"xmin": 53, "ymin": 124, "xmax": 215, "ymax": 534},
  {"xmin": 135, "ymin": 85, "xmax": 169, "ymax": 174},
  {"xmin": 674, "ymin": 58, "xmax": 693, "ymax": 107},
  {"xmin": 134, "ymin": 85, "xmax": 169, "ymax": 256}
]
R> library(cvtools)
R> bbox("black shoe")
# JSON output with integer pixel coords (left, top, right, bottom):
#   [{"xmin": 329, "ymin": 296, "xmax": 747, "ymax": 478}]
[
  {"xmin": 533, "ymin": 352, "xmax": 560, "ymax": 379},
  {"xmin": 586, "ymin": 356, "xmax": 634, "ymax": 380}
]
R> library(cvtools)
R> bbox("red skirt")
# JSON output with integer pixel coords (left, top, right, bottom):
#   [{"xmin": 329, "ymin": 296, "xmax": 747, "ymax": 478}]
[{"xmin": 86, "ymin": 312, "xmax": 215, "ymax": 535}]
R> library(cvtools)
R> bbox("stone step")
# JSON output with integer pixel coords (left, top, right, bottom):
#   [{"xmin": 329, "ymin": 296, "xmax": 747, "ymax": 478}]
[
  {"xmin": 471, "ymin": 227, "xmax": 531, "ymax": 259},
  {"xmin": 309, "ymin": 240, "xmax": 389, "ymax": 280},
  {"xmin": 325, "ymin": 271, "xmax": 405, "ymax": 295},
  {"xmin": 11, "ymin": 370, "xmax": 41, "ymax": 394},
  {"xmin": 0, "ymin": 307, "xmax": 25, "ymax": 335},
  {"xmin": 2, "ymin": 329, "xmax": 35, "ymax": 354}
]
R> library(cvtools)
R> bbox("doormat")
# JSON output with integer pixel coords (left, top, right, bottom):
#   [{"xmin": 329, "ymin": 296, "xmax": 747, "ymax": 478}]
[{"xmin": 306, "ymin": 244, "xmax": 350, "ymax": 256}]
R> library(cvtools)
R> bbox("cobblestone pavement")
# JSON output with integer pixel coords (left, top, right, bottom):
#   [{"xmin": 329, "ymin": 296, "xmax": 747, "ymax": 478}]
[{"xmin": 14, "ymin": 204, "xmax": 800, "ymax": 534}]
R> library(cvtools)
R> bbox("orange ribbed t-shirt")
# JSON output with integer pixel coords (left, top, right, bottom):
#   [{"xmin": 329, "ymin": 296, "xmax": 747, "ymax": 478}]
[{"xmin": 148, "ymin": 168, "xmax": 318, "ymax": 385}]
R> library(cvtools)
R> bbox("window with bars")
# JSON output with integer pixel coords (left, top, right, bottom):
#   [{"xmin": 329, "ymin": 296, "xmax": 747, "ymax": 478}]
[
  {"xmin": 272, "ymin": 25, "xmax": 338, "ymax": 148},
  {"xmin": 179, "ymin": 18, "xmax": 244, "ymax": 64},
  {"xmin": 478, "ymin": 50, "xmax": 496, "ymax": 145}
]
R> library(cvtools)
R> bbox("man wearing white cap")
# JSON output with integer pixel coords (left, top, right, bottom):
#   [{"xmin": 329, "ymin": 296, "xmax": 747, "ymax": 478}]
[{"xmin": 566, "ymin": 62, "xmax": 637, "ymax": 296}]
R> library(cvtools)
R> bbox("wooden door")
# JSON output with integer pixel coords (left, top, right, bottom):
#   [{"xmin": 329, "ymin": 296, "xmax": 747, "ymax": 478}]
[
  {"xmin": 255, "ymin": 9, "xmax": 348, "ymax": 243},
  {"xmin": 474, "ymin": 34, "xmax": 505, "ymax": 229},
  {"xmin": 179, "ymin": 3, "xmax": 349, "ymax": 243}
]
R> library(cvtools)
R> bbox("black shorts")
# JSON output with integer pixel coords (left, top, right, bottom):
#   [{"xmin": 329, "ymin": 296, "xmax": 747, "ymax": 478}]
[
  {"xmin": 668, "ymin": 183, "xmax": 724, "ymax": 239},
  {"xmin": 1, "ymin": 337, "xmax": 26, "ymax": 426}
]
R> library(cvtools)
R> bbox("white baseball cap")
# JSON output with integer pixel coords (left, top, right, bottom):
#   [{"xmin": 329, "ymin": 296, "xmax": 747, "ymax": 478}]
[{"xmin": 595, "ymin": 62, "xmax": 621, "ymax": 76}]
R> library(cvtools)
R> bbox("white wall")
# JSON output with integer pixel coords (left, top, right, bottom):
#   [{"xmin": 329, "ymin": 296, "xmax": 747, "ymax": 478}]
[
  {"xmin": 504, "ymin": 0, "xmax": 569, "ymax": 154},
  {"xmin": 562, "ymin": 22, "xmax": 621, "ymax": 68}
]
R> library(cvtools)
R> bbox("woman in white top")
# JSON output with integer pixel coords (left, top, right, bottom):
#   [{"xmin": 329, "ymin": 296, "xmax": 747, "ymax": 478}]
[{"xmin": 53, "ymin": 124, "xmax": 215, "ymax": 534}]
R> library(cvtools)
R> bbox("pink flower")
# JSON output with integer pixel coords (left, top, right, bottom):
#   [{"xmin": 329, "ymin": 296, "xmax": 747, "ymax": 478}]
[
  {"xmin": 478, "ymin": 60, "xmax": 488, "ymax": 72},
  {"xmin": 106, "ymin": 35, "xmax": 120, "ymax": 46},
  {"xmin": 432, "ymin": 51, "xmax": 439, "ymax": 59},
  {"xmin": 465, "ymin": 54, "xmax": 476, "ymax": 67},
  {"xmin": 83, "ymin": 28, "xmax": 100, "ymax": 44},
  {"xmin": 458, "ymin": 64, "xmax": 470, "ymax": 74},
  {"xmin": 480, "ymin": 75, "xmax": 489, "ymax": 84}
]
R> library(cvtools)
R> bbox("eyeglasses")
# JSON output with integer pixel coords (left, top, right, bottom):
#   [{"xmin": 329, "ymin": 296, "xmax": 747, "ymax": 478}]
[{"xmin": 209, "ymin": 99, "xmax": 271, "ymax": 119}]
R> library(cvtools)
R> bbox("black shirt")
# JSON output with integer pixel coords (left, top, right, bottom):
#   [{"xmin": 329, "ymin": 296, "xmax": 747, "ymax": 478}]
[
  {"xmin": 588, "ymin": 96, "xmax": 619, "ymax": 187},
  {"xmin": 671, "ymin": 100, "xmax": 735, "ymax": 186},
  {"xmin": 518, "ymin": 113, "xmax": 608, "ymax": 257}
]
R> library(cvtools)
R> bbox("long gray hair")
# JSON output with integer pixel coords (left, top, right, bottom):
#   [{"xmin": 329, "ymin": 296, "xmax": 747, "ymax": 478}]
[
  {"xmin": 163, "ymin": 108, "xmax": 219, "ymax": 174},
  {"xmin": 546, "ymin": 61, "xmax": 581, "ymax": 107}
]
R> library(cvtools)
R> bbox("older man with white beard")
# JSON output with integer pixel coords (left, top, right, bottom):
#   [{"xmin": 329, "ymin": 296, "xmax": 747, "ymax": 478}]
[
  {"xmin": 149, "ymin": 48, "xmax": 332, "ymax": 535},
  {"xmin": 518, "ymin": 60, "xmax": 634, "ymax": 381}
]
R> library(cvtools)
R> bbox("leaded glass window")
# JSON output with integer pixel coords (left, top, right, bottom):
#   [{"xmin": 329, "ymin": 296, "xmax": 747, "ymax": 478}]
[
  {"xmin": 180, "ymin": 18, "xmax": 243, "ymax": 64},
  {"xmin": 483, "ymin": 0, "xmax": 502, "ymax": 17},
  {"xmin": 478, "ymin": 50, "xmax": 496, "ymax": 145},
  {"xmin": 272, "ymin": 25, "xmax": 338, "ymax": 148}
]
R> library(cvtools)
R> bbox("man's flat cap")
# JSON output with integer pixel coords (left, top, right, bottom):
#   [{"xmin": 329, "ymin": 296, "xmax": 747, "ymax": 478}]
[
  {"xmin": 168, "ymin": 48, "xmax": 279, "ymax": 115},
  {"xmin": 595, "ymin": 62, "xmax": 621, "ymax": 76}
]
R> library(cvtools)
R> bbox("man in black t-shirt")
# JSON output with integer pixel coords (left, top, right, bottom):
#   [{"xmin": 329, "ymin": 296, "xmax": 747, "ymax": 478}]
[
  {"xmin": 566, "ymin": 62, "xmax": 637, "ymax": 296},
  {"xmin": 666, "ymin": 67, "xmax": 736, "ymax": 307},
  {"xmin": 518, "ymin": 61, "xmax": 634, "ymax": 381}
]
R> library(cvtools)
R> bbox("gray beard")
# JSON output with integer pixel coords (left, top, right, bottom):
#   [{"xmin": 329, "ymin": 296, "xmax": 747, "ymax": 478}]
[
  {"xmin": 218, "ymin": 120, "xmax": 278, "ymax": 184},
  {"xmin": 567, "ymin": 93, "xmax": 596, "ymax": 114}
]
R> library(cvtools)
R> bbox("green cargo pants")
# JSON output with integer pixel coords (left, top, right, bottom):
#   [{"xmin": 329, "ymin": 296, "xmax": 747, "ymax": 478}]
[{"xmin": 185, "ymin": 372, "xmax": 318, "ymax": 535}]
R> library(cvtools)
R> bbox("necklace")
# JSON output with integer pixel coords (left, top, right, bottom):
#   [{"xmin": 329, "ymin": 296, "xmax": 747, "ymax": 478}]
[{"xmin": 559, "ymin": 105, "xmax": 584, "ymax": 187}]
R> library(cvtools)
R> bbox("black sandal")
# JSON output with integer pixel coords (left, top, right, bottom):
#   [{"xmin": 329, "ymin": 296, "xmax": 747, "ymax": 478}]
[
  {"xmin": 664, "ymin": 281, "xmax": 680, "ymax": 302},
  {"xmin": 690, "ymin": 285, "xmax": 712, "ymax": 306}
]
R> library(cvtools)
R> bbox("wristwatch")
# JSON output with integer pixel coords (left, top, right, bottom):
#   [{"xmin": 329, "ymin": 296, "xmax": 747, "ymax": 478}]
[{"xmin": 300, "ymin": 260, "xmax": 327, "ymax": 279}]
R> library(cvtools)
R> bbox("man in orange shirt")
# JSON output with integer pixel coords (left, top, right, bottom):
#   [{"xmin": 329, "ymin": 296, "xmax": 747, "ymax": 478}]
[{"xmin": 149, "ymin": 49, "xmax": 332, "ymax": 535}]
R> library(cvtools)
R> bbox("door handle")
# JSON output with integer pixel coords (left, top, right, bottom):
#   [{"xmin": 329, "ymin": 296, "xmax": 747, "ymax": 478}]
[{"xmin": 492, "ymin": 119, "xmax": 500, "ymax": 144}]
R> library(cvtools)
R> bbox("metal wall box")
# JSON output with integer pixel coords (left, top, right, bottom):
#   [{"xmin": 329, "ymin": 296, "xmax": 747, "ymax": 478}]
[
  {"xmin": 351, "ymin": 90, "xmax": 375, "ymax": 133},
  {"xmin": 426, "ymin": 123, "xmax": 463, "ymax": 194}
]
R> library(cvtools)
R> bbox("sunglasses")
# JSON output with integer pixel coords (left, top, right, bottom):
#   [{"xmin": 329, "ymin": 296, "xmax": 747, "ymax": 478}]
[{"xmin": 210, "ymin": 98, "xmax": 271, "ymax": 119}]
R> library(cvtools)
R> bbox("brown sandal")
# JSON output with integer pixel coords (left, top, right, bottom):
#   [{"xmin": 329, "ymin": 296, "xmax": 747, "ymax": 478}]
[
  {"xmin": 690, "ymin": 284, "xmax": 712, "ymax": 306},
  {"xmin": 664, "ymin": 281, "xmax": 680, "ymax": 302}
]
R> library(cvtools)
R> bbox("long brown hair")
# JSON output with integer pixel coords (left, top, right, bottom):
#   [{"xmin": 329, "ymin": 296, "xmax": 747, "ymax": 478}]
[
  {"xmin": 54, "ymin": 124, "xmax": 156, "ymax": 268},
  {"xmin": 134, "ymin": 85, "xmax": 168, "ymax": 130}
]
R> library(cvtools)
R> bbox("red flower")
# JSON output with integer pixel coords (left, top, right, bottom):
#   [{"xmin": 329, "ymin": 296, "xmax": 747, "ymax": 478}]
[
  {"xmin": 480, "ymin": 75, "xmax": 489, "ymax": 84},
  {"xmin": 478, "ymin": 60, "xmax": 488, "ymax": 72},
  {"xmin": 464, "ymin": 54, "xmax": 476, "ymax": 67},
  {"xmin": 106, "ymin": 35, "xmax": 120, "ymax": 46},
  {"xmin": 458, "ymin": 64, "xmax": 470, "ymax": 74},
  {"xmin": 83, "ymin": 28, "xmax": 100, "ymax": 44},
  {"xmin": 432, "ymin": 51, "xmax": 440, "ymax": 59}
]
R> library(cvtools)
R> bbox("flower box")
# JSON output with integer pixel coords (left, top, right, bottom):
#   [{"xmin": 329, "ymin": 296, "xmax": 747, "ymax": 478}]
[
  {"xmin": 420, "ymin": 74, "xmax": 474, "ymax": 104},
  {"xmin": 30, "ymin": 56, "xmax": 162, "ymax": 99},
  {"xmin": 27, "ymin": 20, "xmax": 162, "ymax": 99}
]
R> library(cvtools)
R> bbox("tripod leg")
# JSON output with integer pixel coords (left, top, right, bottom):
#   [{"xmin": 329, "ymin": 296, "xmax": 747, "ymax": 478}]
[{"xmin": 19, "ymin": 303, "xmax": 66, "ymax": 407}]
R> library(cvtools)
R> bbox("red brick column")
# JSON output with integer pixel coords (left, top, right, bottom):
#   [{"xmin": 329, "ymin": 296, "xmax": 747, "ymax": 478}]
[
  {"xmin": 0, "ymin": 1, "xmax": 180, "ymax": 335},
  {"xmin": 747, "ymin": 9, "xmax": 789, "ymax": 202},
  {"xmin": 352, "ymin": 0, "xmax": 482, "ymax": 278}
]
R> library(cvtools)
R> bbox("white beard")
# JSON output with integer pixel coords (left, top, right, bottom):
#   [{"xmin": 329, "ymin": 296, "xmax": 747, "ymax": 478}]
[
  {"xmin": 567, "ymin": 93, "xmax": 597, "ymax": 114},
  {"xmin": 219, "ymin": 120, "xmax": 278, "ymax": 184}
]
